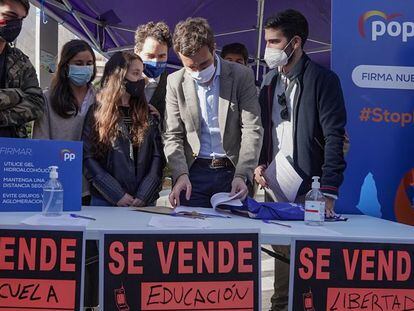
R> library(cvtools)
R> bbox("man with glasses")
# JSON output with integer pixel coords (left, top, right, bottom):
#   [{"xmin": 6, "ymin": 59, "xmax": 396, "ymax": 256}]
[
  {"xmin": 254, "ymin": 9, "xmax": 347, "ymax": 311},
  {"xmin": 0, "ymin": 0, "xmax": 44, "ymax": 137}
]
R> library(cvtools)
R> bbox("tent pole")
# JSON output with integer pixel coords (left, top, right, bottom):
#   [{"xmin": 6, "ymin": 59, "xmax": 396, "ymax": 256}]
[
  {"xmin": 44, "ymin": 0, "xmax": 103, "ymax": 25},
  {"xmin": 105, "ymin": 26, "xmax": 121, "ymax": 48},
  {"xmin": 82, "ymin": 0, "xmax": 121, "ymax": 49},
  {"xmin": 107, "ymin": 45, "xmax": 135, "ymax": 53},
  {"xmin": 29, "ymin": 0, "xmax": 100, "ymax": 52},
  {"xmin": 255, "ymin": 0, "xmax": 265, "ymax": 81},
  {"xmin": 60, "ymin": 0, "xmax": 101, "ymax": 50},
  {"xmin": 308, "ymin": 38, "xmax": 331, "ymax": 46},
  {"xmin": 107, "ymin": 25, "xmax": 135, "ymax": 33},
  {"xmin": 215, "ymin": 28, "xmax": 256, "ymax": 37}
]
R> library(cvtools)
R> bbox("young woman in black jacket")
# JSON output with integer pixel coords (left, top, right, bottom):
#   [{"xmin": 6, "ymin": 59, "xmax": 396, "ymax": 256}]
[{"xmin": 82, "ymin": 51, "xmax": 164, "ymax": 207}]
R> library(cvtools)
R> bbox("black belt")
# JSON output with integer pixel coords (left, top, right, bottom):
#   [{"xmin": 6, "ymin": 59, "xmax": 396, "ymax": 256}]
[{"xmin": 196, "ymin": 158, "xmax": 233, "ymax": 169}]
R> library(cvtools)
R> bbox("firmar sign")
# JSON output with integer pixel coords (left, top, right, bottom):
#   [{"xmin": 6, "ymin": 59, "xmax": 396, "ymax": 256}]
[
  {"xmin": 359, "ymin": 11, "xmax": 414, "ymax": 42},
  {"xmin": 0, "ymin": 138, "xmax": 82, "ymax": 212}
]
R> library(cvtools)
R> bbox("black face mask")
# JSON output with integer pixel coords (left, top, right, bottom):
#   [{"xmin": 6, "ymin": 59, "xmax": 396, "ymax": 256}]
[
  {"xmin": 0, "ymin": 19, "xmax": 23, "ymax": 43},
  {"xmin": 124, "ymin": 78, "xmax": 145, "ymax": 99}
]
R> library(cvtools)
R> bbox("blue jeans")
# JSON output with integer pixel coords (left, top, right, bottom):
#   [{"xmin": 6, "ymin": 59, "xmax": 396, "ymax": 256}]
[
  {"xmin": 90, "ymin": 195, "xmax": 112, "ymax": 206},
  {"xmin": 179, "ymin": 159, "xmax": 234, "ymax": 208}
]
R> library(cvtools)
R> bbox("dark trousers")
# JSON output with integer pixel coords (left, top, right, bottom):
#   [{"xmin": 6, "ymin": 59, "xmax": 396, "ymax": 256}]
[{"xmin": 179, "ymin": 159, "xmax": 234, "ymax": 208}]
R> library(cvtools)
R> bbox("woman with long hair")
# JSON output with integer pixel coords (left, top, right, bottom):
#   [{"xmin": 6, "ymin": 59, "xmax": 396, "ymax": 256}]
[
  {"xmin": 33, "ymin": 39, "xmax": 96, "ymax": 205},
  {"xmin": 33, "ymin": 39, "xmax": 96, "ymax": 140},
  {"xmin": 82, "ymin": 51, "xmax": 164, "ymax": 207}
]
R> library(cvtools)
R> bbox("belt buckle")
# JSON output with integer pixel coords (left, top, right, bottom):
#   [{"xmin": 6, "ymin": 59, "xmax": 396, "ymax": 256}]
[{"xmin": 210, "ymin": 159, "xmax": 225, "ymax": 169}]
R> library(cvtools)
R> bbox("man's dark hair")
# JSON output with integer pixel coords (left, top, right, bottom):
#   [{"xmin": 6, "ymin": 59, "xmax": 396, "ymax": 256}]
[
  {"xmin": 173, "ymin": 17, "xmax": 215, "ymax": 56},
  {"xmin": 264, "ymin": 9, "xmax": 309, "ymax": 47},
  {"xmin": 134, "ymin": 21, "xmax": 172, "ymax": 52},
  {"xmin": 0, "ymin": 0, "xmax": 30, "ymax": 15},
  {"xmin": 221, "ymin": 42, "xmax": 249, "ymax": 64}
]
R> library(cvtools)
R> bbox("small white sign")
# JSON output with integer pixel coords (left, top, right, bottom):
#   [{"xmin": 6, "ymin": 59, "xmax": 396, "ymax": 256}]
[{"xmin": 352, "ymin": 65, "xmax": 414, "ymax": 90}]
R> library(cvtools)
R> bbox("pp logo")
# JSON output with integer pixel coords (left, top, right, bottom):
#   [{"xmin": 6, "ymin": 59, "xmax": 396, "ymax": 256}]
[
  {"xmin": 61, "ymin": 149, "xmax": 76, "ymax": 162},
  {"xmin": 359, "ymin": 11, "xmax": 414, "ymax": 42}
]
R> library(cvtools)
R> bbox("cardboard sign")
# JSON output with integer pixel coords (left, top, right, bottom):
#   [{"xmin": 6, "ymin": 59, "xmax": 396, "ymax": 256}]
[
  {"xmin": 101, "ymin": 231, "xmax": 260, "ymax": 310},
  {"xmin": 291, "ymin": 239, "xmax": 414, "ymax": 311},
  {"xmin": 0, "ymin": 227, "xmax": 85, "ymax": 310},
  {"xmin": 0, "ymin": 138, "xmax": 82, "ymax": 212}
]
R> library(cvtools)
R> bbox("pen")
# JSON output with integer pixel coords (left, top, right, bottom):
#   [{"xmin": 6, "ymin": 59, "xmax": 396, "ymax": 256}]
[
  {"xmin": 70, "ymin": 213, "xmax": 96, "ymax": 221},
  {"xmin": 263, "ymin": 219, "xmax": 292, "ymax": 228},
  {"xmin": 173, "ymin": 211, "xmax": 231, "ymax": 219},
  {"xmin": 197, "ymin": 212, "xmax": 231, "ymax": 219}
]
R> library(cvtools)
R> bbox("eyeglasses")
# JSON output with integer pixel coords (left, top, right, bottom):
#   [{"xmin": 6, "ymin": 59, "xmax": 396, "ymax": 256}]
[{"xmin": 277, "ymin": 92, "xmax": 289, "ymax": 121}]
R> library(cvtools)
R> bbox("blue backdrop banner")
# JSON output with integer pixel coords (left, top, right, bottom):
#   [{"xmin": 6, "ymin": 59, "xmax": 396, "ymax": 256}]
[
  {"xmin": 332, "ymin": 0, "xmax": 414, "ymax": 224},
  {"xmin": 0, "ymin": 138, "xmax": 82, "ymax": 212}
]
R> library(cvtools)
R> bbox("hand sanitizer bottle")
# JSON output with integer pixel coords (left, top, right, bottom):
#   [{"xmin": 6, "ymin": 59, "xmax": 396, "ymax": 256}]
[
  {"xmin": 304, "ymin": 176, "xmax": 325, "ymax": 226},
  {"xmin": 42, "ymin": 166, "xmax": 63, "ymax": 216}
]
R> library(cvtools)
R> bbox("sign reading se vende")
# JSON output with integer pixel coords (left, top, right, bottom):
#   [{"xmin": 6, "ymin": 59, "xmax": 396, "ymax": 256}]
[
  {"xmin": 0, "ymin": 227, "xmax": 85, "ymax": 311},
  {"xmin": 101, "ymin": 231, "xmax": 260, "ymax": 311},
  {"xmin": 291, "ymin": 239, "xmax": 414, "ymax": 311}
]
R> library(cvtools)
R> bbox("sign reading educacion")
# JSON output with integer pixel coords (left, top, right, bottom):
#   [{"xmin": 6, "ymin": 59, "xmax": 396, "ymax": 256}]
[
  {"xmin": 0, "ymin": 138, "xmax": 82, "ymax": 212},
  {"xmin": 0, "ymin": 227, "xmax": 85, "ymax": 310},
  {"xmin": 101, "ymin": 231, "xmax": 260, "ymax": 311},
  {"xmin": 291, "ymin": 239, "xmax": 414, "ymax": 311}
]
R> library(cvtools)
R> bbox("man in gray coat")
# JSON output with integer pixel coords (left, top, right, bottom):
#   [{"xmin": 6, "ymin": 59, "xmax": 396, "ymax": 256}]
[{"xmin": 164, "ymin": 17, "xmax": 263, "ymax": 208}]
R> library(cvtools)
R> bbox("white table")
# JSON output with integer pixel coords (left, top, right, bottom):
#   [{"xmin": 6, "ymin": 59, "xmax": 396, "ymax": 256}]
[{"xmin": 2, "ymin": 206, "xmax": 414, "ymax": 244}]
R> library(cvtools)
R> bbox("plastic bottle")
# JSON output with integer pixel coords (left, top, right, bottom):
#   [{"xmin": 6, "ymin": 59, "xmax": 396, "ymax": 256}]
[
  {"xmin": 304, "ymin": 176, "xmax": 325, "ymax": 226},
  {"xmin": 42, "ymin": 166, "xmax": 63, "ymax": 216}
]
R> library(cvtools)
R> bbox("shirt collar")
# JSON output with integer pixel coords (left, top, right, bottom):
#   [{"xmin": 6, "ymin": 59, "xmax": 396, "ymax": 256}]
[
  {"xmin": 280, "ymin": 53, "xmax": 309, "ymax": 81},
  {"xmin": 195, "ymin": 54, "xmax": 221, "ymax": 90},
  {"xmin": 143, "ymin": 73, "xmax": 161, "ymax": 85}
]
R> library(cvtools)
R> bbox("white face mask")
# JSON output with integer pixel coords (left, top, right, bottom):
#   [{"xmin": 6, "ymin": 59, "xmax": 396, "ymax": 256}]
[
  {"xmin": 188, "ymin": 61, "xmax": 215, "ymax": 84},
  {"xmin": 264, "ymin": 38, "xmax": 295, "ymax": 69}
]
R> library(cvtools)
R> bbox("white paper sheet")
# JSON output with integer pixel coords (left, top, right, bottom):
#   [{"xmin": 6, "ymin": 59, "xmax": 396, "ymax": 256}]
[
  {"xmin": 262, "ymin": 221, "xmax": 343, "ymax": 236},
  {"xmin": 210, "ymin": 192, "xmax": 243, "ymax": 209},
  {"xmin": 148, "ymin": 215, "xmax": 211, "ymax": 229},
  {"xmin": 21, "ymin": 213, "xmax": 91, "ymax": 227},
  {"xmin": 264, "ymin": 151, "xmax": 303, "ymax": 202}
]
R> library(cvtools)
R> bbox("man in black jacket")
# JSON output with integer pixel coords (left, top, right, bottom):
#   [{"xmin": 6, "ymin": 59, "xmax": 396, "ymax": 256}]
[
  {"xmin": 134, "ymin": 21, "xmax": 172, "ymax": 126},
  {"xmin": 253, "ymin": 9, "xmax": 346, "ymax": 311}
]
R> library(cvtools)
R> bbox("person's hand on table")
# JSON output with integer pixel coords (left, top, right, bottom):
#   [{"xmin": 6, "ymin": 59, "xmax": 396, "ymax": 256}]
[
  {"xmin": 325, "ymin": 197, "xmax": 336, "ymax": 218},
  {"xmin": 132, "ymin": 197, "xmax": 145, "ymax": 207},
  {"xmin": 117, "ymin": 193, "xmax": 134, "ymax": 207},
  {"xmin": 230, "ymin": 177, "xmax": 248, "ymax": 201},
  {"xmin": 254, "ymin": 165, "xmax": 268, "ymax": 188},
  {"xmin": 169, "ymin": 174, "xmax": 192, "ymax": 208}
]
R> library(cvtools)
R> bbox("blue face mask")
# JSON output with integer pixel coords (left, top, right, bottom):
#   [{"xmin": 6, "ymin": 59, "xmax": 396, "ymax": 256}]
[
  {"xmin": 143, "ymin": 60, "xmax": 167, "ymax": 78},
  {"xmin": 68, "ymin": 65, "xmax": 94, "ymax": 86}
]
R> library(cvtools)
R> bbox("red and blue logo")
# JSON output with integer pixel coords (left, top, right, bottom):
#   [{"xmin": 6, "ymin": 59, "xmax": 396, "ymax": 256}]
[
  {"xmin": 60, "ymin": 149, "xmax": 76, "ymax": 162},
  {"xmin": 358, "ymin": 10, "xmax": 414, "ymax": 42}
]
